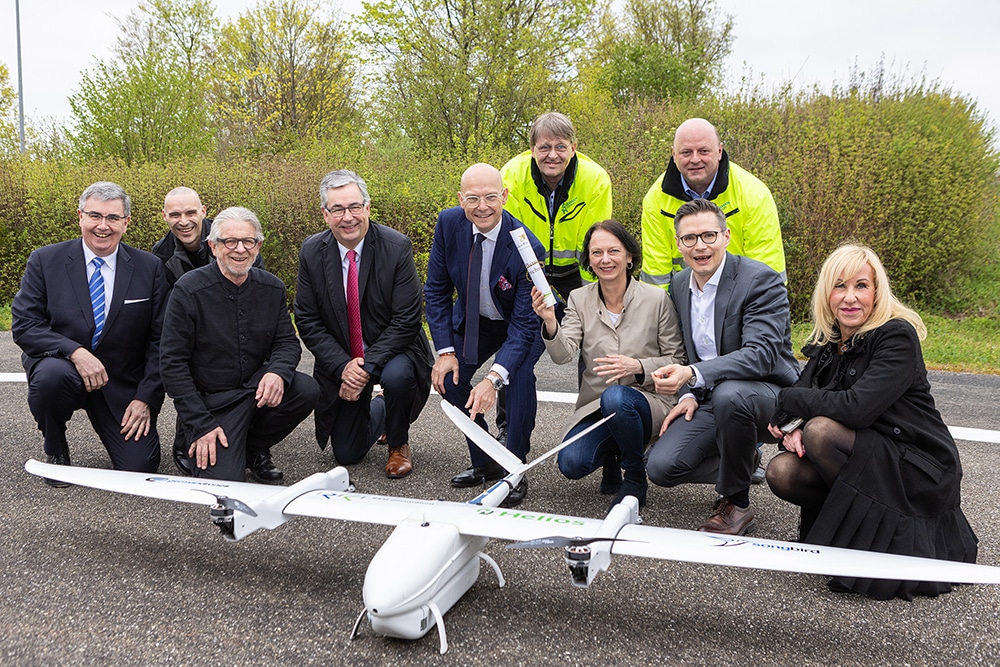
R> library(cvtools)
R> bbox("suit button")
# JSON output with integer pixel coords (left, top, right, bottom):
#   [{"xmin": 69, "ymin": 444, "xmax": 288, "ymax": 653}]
[
  {"xmin": 893, "ymin": 427, "xmax": 901, "ymax": 435},
  {"xmin": 849, "ymin": 369, "xmax": 856, "ymax": 376}
]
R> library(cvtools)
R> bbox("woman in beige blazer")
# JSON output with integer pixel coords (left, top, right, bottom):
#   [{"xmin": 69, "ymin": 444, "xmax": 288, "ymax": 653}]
[{"xmin": 532, "ymin": 220, "xmax": 685, "ymax": 512}]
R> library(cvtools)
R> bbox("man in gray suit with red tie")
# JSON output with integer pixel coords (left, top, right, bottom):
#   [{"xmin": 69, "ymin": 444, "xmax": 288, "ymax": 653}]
[
  {"xmin": 13, "ymin": 182, "xmax": 168, "ymax": 483},
  {"xmin": 424, "ymin": 163, "xmax": 545, "ymax": 507}
]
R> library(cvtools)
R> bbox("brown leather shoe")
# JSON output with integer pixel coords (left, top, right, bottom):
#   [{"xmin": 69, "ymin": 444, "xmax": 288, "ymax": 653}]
[
  {"xmin": 697, "ymin": 499, "xmax": 756, "ymax": 535},
  {"xmin": 385, "ymin": 444, "xmax": 412, "ymax": 479}
]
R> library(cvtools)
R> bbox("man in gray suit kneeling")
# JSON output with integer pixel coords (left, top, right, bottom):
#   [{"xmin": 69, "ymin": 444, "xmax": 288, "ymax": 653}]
[{"xmin": 647, "ymin": 198, "xmax": 799, "ymax": 535}]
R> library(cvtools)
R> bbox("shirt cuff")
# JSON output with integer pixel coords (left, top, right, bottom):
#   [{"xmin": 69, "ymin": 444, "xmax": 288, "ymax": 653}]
[{"xmin": 489, "ymin": 363, "xmax": 510, "ymax": 384}]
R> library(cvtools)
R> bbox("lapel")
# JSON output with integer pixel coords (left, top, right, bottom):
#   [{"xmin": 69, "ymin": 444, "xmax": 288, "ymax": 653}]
[
  {"xmin": 713, "ymin": 253, "xmax": 738, "ymax": 352},
  {"xmin": 672, "ymin": 269, "xmax": 696, "ymax": 360},
  {"xmin": 357, "ymin": 224, "xmax": 376, "ymax": 306},
  {"xmin": 66, "ymin": 241, "xmax": 94, "ymax": 329},
  {"xmin": 489, "ymin": 214, "xmax": 514, "ymax": 291},
  {"xmin": 322, "ymin": 231, "xmax": 352, "ymax": 344},
  {"xmin": 102, "ymin": 244, "xmax": 133, "ymax": 335}
]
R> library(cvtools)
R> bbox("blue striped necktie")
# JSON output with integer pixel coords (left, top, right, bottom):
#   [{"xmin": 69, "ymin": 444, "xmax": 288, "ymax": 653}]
[{"xmin": 90, "ymin": 257, "xmax": 106, "ymax": 348}]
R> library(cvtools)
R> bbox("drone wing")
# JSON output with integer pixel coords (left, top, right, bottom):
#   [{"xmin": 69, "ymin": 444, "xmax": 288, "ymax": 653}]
[
  {"xmin": 611, "ymin": 523, "xmax": 1000, "ymax": 585},
  {"xmin": 285, "ymin": 490, "xmax": 606, "ymax": 542},
  {"xmin": 24, "ymin": 459, "xmax": 284, "ymax": 507}
]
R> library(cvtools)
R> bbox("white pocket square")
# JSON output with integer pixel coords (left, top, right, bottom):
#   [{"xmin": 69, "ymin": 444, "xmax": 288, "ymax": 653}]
[{"xmin": 123, "ymin": 298, "xmax": 150, "ymax": 304}]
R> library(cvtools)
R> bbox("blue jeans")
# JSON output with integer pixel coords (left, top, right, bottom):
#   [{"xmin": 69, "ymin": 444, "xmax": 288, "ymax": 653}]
[{"xmin": 557, "ymin": 385, "xmax": 651, "ymax": 479}]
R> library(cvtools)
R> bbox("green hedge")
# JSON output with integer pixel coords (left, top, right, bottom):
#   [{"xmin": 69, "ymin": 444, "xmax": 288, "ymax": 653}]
[{"xmin": 1, "ymin": 86, "xmax": 997, "ymax": 320}]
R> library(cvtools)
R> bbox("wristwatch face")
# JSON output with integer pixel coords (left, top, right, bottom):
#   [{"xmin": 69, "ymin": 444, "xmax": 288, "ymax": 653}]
[
  {"xmin": 687, "ymin": 368, "xmax": 697, "ymax": 387},
  {"xmin": 490, "ymin": 375, "xmax": 503, "ymax": 391}
]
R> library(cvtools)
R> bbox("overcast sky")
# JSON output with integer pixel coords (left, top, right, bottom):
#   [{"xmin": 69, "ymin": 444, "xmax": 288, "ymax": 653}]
[{"xmin": 2, "ymin": 0, "xmax": 998, "ymax": 134}]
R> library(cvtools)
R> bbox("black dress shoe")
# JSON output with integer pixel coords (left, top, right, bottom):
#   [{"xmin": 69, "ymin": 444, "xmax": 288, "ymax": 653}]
[
  {"xmin": 750, "ymin": 446, "xmax": 766, "ymax": 485},
  {"xmin": 44, "ymin": 451, "xmax": 72, "ymax": 488},
  {"xmin": 500, "ymin": 477, "xmax": 528, "ymax": 508},
  {"xmin": 248, "ymin": 451, "xmax": 284, "ymax": 485},
  {"xmin": 173, "ymin": 450, "xmax": 193, "ymax": 477},
  {"xmin": 496, "ymin": 425, "xmax": 508, "ymax": 446},
  {"xmin": 450, "ymin": 462, "xmax": 504, "ymax": 488}
]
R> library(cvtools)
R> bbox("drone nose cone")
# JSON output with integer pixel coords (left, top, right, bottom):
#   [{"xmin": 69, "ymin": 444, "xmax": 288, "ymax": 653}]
[{"xmin": 363, "ymin": 520, "xmax": 466, "ymax": 614}]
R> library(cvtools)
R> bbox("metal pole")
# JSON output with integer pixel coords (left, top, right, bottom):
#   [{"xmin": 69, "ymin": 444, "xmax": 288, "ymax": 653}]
[{"xmin": 15, "ymin": 0, "xmax": 26, "ymax": 153}]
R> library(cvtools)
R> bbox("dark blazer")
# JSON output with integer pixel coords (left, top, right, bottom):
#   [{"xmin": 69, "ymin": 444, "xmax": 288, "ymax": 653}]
[
  {"xmin": 12, "ymin": 239, "xmax": 168, "ymax": 415},
  {"xmin": 424, "ymin": 207, "xmax": 544, "ymax": 371},
  {"xmin": 295, "ymin": 223, "xmax": 433, "ymax": 433},
  {"xmin": 671, "ymin": 252, "xmax": 799, "ymax": 389}
]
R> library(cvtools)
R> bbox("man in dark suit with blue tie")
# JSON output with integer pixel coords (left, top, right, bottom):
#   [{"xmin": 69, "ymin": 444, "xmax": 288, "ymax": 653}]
[
  {"xmin": 424, "ymin": 163, "xmax": 545, "ymax": 507},
  {"xmin": 12, "ymin": 182, "xmax": 168, "ymax": 483}
]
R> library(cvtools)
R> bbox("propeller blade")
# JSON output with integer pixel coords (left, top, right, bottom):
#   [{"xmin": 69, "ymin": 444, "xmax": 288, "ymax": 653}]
[
  {"xmin": 507, "ymin": 535, "xmax": 638, "ymax": 550},
  {"xmin": 189, "ymin": 489, "xmax": 258, "ymax": 517}
]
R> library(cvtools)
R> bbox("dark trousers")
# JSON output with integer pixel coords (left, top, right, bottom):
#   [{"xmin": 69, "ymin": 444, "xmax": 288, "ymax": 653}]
[
  {"xmin": 444, "ymin": 316, "xmax": 543, "ymax": 467},
  {"xmin": 318, "ymin": 352, "xmax": 420, "ymax": 465},
  {"xmin": 189, "ymin": 371, "xmax": 319, "ymax": 481},
  {"xmin": 26, "ymin": 357, "xmax": 160, "ymax": 472},
  {"xmin": 645, "ymin": 380, "xmax": 779, "ymax": 496}
]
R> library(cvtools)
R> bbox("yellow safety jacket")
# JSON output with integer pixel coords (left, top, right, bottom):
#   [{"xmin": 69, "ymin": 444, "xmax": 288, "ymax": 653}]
[
  {"xmin": 501, "ymin": 150, "xmax": 612, "ymax": 297},
  {"xmin": 640, "ymin": 152, "xmax": 785, "ymax": 287}
]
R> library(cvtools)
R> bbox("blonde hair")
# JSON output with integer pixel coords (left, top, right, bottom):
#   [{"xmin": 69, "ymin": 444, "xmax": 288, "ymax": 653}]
[{"xmin": 808, "ymin": 244, "xmax": 926, "ymax": 346}]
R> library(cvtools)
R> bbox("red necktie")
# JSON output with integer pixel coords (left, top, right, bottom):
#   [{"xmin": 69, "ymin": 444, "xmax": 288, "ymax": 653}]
[{"xmin": 347, "ymin": 249, "xmax": 364, "ymax": 358}]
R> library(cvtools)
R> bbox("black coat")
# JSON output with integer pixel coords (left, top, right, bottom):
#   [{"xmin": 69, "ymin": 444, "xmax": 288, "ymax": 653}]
[{"xmin": 775, "ymin": 318, "xmax": 977, "ymax": 599}]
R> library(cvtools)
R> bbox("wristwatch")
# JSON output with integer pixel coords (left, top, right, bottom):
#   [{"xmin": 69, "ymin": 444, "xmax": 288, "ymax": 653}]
[
  {"xmin": 487, "ymin": 372, "xmax": 504, "ymax": 392},
  {"xmin": 686, "ymin": 366, "xmax": 698, "ymax": 388}
]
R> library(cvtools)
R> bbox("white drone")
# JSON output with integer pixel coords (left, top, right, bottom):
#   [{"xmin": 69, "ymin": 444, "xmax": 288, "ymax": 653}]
[{"xmin": 25, "ymin": 400, "xmax": 1000, "ymax": 654}]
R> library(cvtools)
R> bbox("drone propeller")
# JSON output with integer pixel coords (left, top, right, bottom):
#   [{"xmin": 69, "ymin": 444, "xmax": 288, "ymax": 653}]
[
  {"xmin": 188, "ymin": 489, "xmax": 258, "ymax": 517},
  {"xmin": 506, "ymin": 535, "xmax": 638, "ymax": 550}
]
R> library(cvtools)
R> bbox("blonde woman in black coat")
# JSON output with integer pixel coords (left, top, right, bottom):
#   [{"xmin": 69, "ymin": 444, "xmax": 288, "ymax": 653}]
[{"xmin": 766, "ymin": 244, "xmax": 977, "ymax": 600}]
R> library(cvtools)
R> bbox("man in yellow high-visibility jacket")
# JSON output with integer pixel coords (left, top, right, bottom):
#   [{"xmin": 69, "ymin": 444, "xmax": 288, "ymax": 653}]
[
  {"xmin": 501, "ymin": 112, "xmax": 613, "ymax": 300},
  {"xmin": 641, "ymin": 118, "xmax": 785, "ymax": 288}
]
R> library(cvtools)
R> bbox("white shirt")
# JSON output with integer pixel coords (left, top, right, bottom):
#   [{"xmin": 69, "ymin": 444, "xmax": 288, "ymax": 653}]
[{"xmin": 686, "ymin": 254, "xmax": 727, "ymax": 390}]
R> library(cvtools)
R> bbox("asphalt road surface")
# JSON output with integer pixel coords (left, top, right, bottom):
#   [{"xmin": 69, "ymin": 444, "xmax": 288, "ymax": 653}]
[{"xmin": 2, "ymin": 330, "xmax": 999, "ymax": 666}]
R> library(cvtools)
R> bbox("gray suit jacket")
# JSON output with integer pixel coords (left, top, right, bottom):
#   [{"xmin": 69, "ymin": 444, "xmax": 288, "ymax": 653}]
[{"xmin": 671, "ymin": 252, "xmax": 799, "ymax": 390}]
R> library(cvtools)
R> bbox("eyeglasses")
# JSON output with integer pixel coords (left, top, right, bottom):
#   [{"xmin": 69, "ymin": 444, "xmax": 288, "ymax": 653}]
[
  {"xmin": 677, "ymin": 230, "xmax": 722, "ymax": 248},
  {"xmin": 217, "ymin": 237, "xmax": 260, "ymax": 250},
  {"xmin": 323, "ymin": 203, "xmax": 366, "ymax": 218},
  {"xmin": 461, "ymin": 193, "xmax": 503, "ymax": 206},
  {"xmin": 82, "ymin": 210, "xmax": 127, "ymax": 224},
  {"xmin": 535, "ymin": 143, "xmax": 571, "ymax": 155}
]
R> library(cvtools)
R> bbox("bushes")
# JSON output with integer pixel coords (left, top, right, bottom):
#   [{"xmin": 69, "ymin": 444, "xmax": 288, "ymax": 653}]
[{"xmin": 1, "ymin": 78, "xmax": 997, "ymax": 320}]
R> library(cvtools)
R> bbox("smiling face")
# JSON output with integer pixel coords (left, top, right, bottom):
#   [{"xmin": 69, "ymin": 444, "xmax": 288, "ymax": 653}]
[
  {"xmin": 78, "ymin": 197, "xmax": 129, "ymax": 257},
  {"xmin": 163, "ymin": 190, "xmax": 207, "ymax": 252},
  {"xmin": 675, "ymin": 210, "xmax": 729, "ymax": 289},
  {"xmin": 829, "ymin": 263, "xmax": 876, "ymax": 341},
  {"xmin": 672, "ymin": 119, "xmax": 723, "ymax": 194},
  {"xmin": 459, "ymin": 164, "xmax": 508, "ymax": 234},
  {"xmin": 209, "ymin": 218, "xmax": 260, "ymax": 284},
  {"xmin": 531, "ymin": 132, "xmax": 576, "ymax": 188},
  {"xmin": 586, "ymin": 229, "xmax": 631, "ymax": 287},
  {"xmin": 322, "ymin": 183, "xmax": 371, "ymax": 250}
]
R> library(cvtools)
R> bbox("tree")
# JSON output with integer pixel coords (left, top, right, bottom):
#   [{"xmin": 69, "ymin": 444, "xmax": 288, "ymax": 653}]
[
  {"xmin": 211, "ymin": 0, "xmax": 357, "ymax": 155},
  {"xmin": 591, "ymin": 0, "xmax": 734, "ymax": 106},
  {"xmin": 356, "ymin": 0, "xmax": 594, "ymax": 158},
  {"xmin": 0, "ymin": 63, "xmax": 19, "ymax": 158},
  {"xmin": 68, "ymin": 0, "xmax": 217, "ymax": 164}
]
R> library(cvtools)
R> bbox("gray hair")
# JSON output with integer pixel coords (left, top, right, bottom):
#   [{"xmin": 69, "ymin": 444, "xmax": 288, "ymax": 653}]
[
  {"xmin": 79, "ymin": 182, "xmax": 131, "ymax": 217},
  {"xmin": 209, "ymin": 206, "xmax": 263, "ymax": 241},
  {"xmin": 529, "ymin": 112, "xmax": 576, "ymax": 146},
  {"xmin": 673, "ymin": 198, "xmax": 727, "ymax": 234},
  {"xmin": 320, "ymin": 170, "xmax": 370, "ymax": 207}
]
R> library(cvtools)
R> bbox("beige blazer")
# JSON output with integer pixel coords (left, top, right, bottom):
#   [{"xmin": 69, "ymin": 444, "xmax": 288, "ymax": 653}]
[{"xmin": 544, "ymin": 278, "xmax": 686, "ymax": 442}]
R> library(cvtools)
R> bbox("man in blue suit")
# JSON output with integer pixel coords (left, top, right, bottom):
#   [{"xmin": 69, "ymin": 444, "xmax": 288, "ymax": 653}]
[
  {"xmin": 424, "ymin": 163, "xmax": 545, "ymax": 507},
  {"xmin": 13, "ymin": 182, "xmax": 168, "ymax": 483}
]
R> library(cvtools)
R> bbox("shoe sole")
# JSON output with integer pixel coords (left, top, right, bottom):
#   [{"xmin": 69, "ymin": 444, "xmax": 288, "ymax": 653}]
[
  {"xmin": 386, "ymin": 469, "xmax": 412, "ymax": 479},
  {"xmin": 248, "ymin": 472, "xmax": 284, "ymax": 485},
  {"xmin": 44, "ymin": 478, "xmax": 71, "ymax": 488}
]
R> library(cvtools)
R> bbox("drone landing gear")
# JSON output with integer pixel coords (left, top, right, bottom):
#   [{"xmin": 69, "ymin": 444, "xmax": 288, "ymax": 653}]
[{"xmin": 210, "ymin": 504, "xmax": 235, "ymax": 541}]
